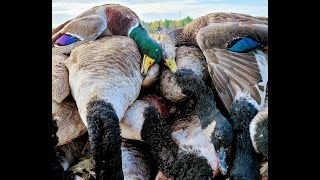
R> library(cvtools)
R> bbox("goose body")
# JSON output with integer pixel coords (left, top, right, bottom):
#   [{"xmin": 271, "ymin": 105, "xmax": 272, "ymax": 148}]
[
  {"xmin": 161, "ymin": 12, "xmax": 268, "ymax": 179},
  {"xmin": 52, "ymin": 98, "xmax": 86, "ymax": 146},
  {"xmin": 249, "ymin": 106, "xmax": 268, "ymax": 158},
  {"xmin": 121, "ymin": 138, "xmax": 158, "ymax": 180},
  {"xmin": 49, "ymin": 117, "xmax": 76, "ymax": 180},
  {"xmin": 52, "ymin": 3, "xmax": 169, "ymax": 76},
  {"xmin": 52, "ymin": 35, "xmax": 144, "ymax": 179},
  {"xmin": 66, "ymin": 36, "xmax": 142, "ymax": 125}
]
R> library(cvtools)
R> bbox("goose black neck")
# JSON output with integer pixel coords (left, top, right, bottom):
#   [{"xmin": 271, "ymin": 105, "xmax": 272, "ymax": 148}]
[
  {"xmin": 171, "ymin": 153, "xmax": 213, "ymax": 179},
  {"xmin": 86, "ymin": 100, "xmax": 123, "ymax": 180},
  {"xmin": 230, "ymin": 98, "xmax": 260, "ymax": 179},
  {"xmin": 141, "ymin": 105, "xmax": 178, "ymax": 177},
  {"xmin": 196, "ymin": 85, "xmax": 225, "ymax": 128},
  {"xmin": 173, "ymin": 69, "xmax": 227, "ymax": 128}
]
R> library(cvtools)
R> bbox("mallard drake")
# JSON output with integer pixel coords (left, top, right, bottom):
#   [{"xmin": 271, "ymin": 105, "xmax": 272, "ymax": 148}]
[
  {"xmin": 159, "ymin": 46, "xmax": 233, "ymax": 175},
  {"xmin": 52, "ymin": 3, "xmax": 176, "ymax": 76},
  {"xmin": 160, "ymin": 12, "xmax": 268, "ymax": 179},
  {"xmin": 52, "ymin": 35, "xmax": 147, "ymax": 179}
]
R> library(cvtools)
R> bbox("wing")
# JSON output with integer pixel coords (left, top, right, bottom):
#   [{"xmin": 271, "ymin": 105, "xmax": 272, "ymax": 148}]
[
  {"xmin": 196, "ymin": 22, "xmax": 268, "ymax": 112},
  {"xmin": 52, "ymin": 15, "xmax": 107, "ymax": 55},
  {"xmin": 52, "ymin": 54, "xmax": 70, "ymax": 103}
]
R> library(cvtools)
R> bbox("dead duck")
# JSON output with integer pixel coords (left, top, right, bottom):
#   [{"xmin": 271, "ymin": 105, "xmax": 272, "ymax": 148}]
[
  {"xmin": 52, "ymin": 36, "xmax": 146, "ymax": 179},
  {"xmin": 52, "ymin": 3, "xmax": 175, "ymax": 76},
  {"xmin": 159, "ymin": 46, "xmax": 233, "ymax": 175}
]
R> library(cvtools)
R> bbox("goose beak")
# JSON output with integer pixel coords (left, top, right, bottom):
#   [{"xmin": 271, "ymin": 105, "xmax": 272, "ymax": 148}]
[
  {"xmin": 141, "ymin": 55, "xmax": 155, "ymax": 76},
  {"xmin": 164, "ymin": 59, "xmax": 177, "ymax": 73},
  {"xmin": 217, "ymin": 147, "xmax": 228, "ymax": 175}
]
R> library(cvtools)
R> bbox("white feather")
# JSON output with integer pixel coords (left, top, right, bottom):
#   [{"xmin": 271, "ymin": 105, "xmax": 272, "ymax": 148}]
[
  {"xmin": 65, "ymin": 32, "xmax": 84, "ymax": 41},
  {"xmin": 127, "ymin": 21, "xmax": 139, "ymax": 36},
  {"xmin": 235, "ymin": 50, "xmax": 268, "ymax": 111},
  {"xmin": 172, "ymin": 126, "xmax": 218, "ymax": 172}
]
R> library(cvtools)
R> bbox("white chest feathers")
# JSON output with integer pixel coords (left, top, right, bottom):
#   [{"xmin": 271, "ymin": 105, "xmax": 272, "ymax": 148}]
[{"xmin": 171, "ymin": 126, "xmax": 218, "ymax": 173}]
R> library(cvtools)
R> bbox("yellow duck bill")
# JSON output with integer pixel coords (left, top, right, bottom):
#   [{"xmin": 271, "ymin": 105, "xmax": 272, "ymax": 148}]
[
  {"xmin": 164, "ymin": 59, "xmax": 177, "ymax": 73},
  {"xmin": 141, "ymin": 55, "xmax": 155, "ymax": 76}
]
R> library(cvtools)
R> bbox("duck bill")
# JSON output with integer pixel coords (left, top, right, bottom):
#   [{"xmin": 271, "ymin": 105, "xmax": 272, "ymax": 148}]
[
  {"xmin": 217, "ymin": 147, "xmax": 228, "ymax": 175},
  {"xmin": 141, "ymin": 55, "xmax": 155, "ymax": 76},
  {"xmin": 164, "ymin": 58, "xmax": 177, "ymax": 73}
]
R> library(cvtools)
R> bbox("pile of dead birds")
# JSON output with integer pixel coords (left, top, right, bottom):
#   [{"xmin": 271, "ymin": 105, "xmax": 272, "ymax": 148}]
[{"xmin": 51, "ymin": 3, "xmax": 268, "ymax": 180}]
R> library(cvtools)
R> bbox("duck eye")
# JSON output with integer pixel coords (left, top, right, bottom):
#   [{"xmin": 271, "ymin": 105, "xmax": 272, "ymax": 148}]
[{"xmin": 149, "ymin": 62, "xmax": 152, "ymax": 65}]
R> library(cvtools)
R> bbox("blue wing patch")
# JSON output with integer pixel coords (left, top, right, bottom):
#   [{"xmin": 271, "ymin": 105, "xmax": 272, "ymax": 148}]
[
  {"xmin": 228, "ymin": 36, "xmax": 261, "ymax": 53},
  {"xmin": 54, "ymin": 34, "xmax": 80, "ymax": 46}
]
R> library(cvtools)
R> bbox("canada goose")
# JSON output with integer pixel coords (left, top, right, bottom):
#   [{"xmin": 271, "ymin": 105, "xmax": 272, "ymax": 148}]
[{"xmin": 52, "ymin": 36, "xmax": 145, "ymax": 179}]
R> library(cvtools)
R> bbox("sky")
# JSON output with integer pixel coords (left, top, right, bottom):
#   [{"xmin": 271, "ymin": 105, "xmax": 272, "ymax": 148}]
[{"xmin": 52, "ymin": 0, "xmax": 268, "ymax": 27}]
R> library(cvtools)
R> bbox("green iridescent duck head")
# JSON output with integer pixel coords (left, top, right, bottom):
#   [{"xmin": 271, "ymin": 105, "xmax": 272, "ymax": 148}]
[{"xmin": 129, "ymin": 23, "xmax": 177, "ymax": 76}]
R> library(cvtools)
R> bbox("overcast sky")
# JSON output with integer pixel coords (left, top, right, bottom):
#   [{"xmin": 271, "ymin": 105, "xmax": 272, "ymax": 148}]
[{"xmin": 52, "ymin": 0, "xmax": 268, "ymax": 27}]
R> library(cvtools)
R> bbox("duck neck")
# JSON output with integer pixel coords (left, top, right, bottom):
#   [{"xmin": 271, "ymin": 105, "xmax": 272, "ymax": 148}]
[{"xmin": 129, "ymin": 23, "xmax": 153, "ymax": 56}]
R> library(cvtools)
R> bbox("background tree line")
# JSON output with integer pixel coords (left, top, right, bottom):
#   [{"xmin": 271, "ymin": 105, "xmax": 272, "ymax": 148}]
[{"xmin": 142, "ymin": 16, "xmax": 193, "ymax": 34}]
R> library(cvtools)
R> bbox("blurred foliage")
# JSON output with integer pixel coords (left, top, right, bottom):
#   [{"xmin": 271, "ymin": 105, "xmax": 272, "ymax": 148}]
[{"xmin": 142, "ymin": 16, "xmax": 193, "ymax": 34}]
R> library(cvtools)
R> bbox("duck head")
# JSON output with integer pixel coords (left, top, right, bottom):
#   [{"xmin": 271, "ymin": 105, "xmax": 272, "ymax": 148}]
[
  {"xmin": 129, "ymin": 23, "xmax": 171, "ymax": 76},
  {"xmin": 140, "ymin": 39, "xmax": 163, "ymax": 76},
  {"xmin": 160, "ymin": 40, "xmax": 178, "ymax": 73}
]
